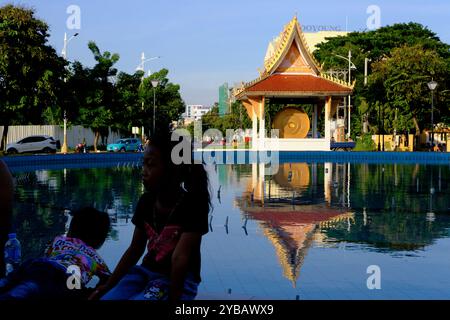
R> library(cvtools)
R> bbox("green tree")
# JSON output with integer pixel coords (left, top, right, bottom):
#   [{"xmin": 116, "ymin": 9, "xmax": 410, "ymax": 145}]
[
  {"xmin": 64, "ymin": 61, "xmax": 90, "ymax": 127},
  {"xmin": 113, "ymin": 70, "xmax": 145, "ymax": 133},
  {"xmin": 77, "ymin": 41, "xmax": 119, "ymax": 151},
  {"xmin": 187, "ymin": 101, "xmax": 252, "ymax": 136},
  {"xmin": 217, "ymin": 101, "xmax": 251, "ymax": 133},
  {"xmin": 0, "ymin": 4, "xmax": 66, "ymax": 150},
  {"xmin": 369, "ymin": 44, "xmax": 448, "ymax": 137},
  {"xmin": 140, "ymin": 69, "xmax": 185, "ymax": 136},
  {"xmin": 314, "ymin": 22, "xmax": 450, "ymax": 138}
]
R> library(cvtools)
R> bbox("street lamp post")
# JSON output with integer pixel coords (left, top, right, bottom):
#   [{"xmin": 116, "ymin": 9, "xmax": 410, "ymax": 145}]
[
  {"xmin": 348, "ymin": 50, "xmax": 352, "ymax": 138},
  {"xmin": 382, "ymin": 106, "xmax": 385, "ymax": 151},
  {"xmin": 334, "ymin": 51, "xmax": 356, "ymax": 139},
  {"xmin": 136, "ymin": 52, "xmax": 160, "ymax": 141},
  {"xmin": 427, "ymin": 79, "xmax": 438, "ymax": 150},
  {"xmin": 61, "ymin": 32, "xmax": 79, "ymax": 60},
  {"xmin": 151, "ymin": 80, "xmax": 159, "ymax": 136},
  {"xmin": 377, "ymin": 103, "xmax": 381, "ymax": 151},
  {"xmin": 61, "ymin": 32, "xmax": 79, "ymax": 154},
  {"xmin": 375, "ymin": 102, "xmax": 386, "ymax": 151}
]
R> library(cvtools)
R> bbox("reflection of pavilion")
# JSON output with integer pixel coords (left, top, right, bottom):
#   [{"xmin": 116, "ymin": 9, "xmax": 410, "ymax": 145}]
[
  {"xmin": 247, "ymin": 162, "xmax": 352, "ymax": 207},
  {"xmin": 236, "ymin": 163, "xmax": 354, "ymax": 286}
]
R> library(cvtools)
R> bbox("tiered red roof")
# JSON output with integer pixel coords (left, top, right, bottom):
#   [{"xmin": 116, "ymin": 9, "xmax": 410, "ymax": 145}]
[{"xmin": 245, "ymin": 74, "xmax": 352, "ymax": 96}]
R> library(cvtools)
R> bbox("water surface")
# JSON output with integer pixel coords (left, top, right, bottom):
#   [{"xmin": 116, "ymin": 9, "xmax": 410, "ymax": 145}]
[{"xmin": 10, "ymin": 162, "xmax": 450, "ymax": 299}]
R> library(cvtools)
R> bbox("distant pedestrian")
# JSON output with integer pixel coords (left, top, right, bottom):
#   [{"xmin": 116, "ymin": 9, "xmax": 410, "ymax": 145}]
[{"xmin": 144, "ymin": 136, "xmax": 151, "ymax": 150}]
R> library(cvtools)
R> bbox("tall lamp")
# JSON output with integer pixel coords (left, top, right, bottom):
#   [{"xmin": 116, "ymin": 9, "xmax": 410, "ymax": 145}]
[
  {"xmin": 334, "ymin": 50, "xmax": 356, "ymax": 139},
  {"xmin": 427, "ymin": 79, "xmax": 438, "ymax": 150},
  {"xmin": 151, "ymin": 80, "xmax": 159, "ymax": 136},
  {"xmin": 136, "ymin": 53, "xmax": 160, "ymax": 141},
  {"xmin": 61, "ymin": 32, "xmax": 79, "ymax": 154}
]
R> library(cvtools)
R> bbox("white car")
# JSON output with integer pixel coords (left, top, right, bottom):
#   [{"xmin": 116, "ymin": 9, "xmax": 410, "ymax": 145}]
[{"xmin": 6, "ymin": 135, "xmax": 60, "ymax": 154}]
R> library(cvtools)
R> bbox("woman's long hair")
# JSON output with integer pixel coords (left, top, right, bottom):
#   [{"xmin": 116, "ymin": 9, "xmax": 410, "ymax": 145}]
[{"xmin": 147, "ymin": 129, "xmax": 212, "ymax": 213}]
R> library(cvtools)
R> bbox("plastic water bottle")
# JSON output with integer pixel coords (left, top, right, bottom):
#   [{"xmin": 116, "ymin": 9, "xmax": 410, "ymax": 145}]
[{"xmin": 4, "ymin": 233, "xmax": 21, "ymax": 276}]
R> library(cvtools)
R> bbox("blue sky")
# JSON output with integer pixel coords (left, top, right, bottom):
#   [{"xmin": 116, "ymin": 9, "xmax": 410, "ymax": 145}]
[{"xmin": 3, "ymin": 0, "xmax": 450, "ymax": 106}]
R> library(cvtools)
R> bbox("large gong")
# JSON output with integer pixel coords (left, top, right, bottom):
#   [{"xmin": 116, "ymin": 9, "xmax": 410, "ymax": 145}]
[
  {"xmin": 272, "ymin": 107, "xmax": 310, "ymax": 138},
  {"xmin": 273, "ymin": 163, "xmax": 310, "ymax": 190}
]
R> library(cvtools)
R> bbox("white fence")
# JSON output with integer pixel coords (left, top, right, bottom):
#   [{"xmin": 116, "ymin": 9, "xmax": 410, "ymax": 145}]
[{"xmin": 0, "ymin": 125, "xmax": 122, "ymax": 148}]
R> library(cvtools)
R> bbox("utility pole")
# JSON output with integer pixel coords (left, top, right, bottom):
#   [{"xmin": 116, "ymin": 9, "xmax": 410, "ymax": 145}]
[
  {"xmin": 151, "ymin": 80, "xmax": 159, "ymax": 136},
  {"xmin": 136, "ymin": 53, "xmax": 160, "ymax": 141},
  {"xmin": 377, "ymin": 103, "xmax": 381, "ymax": 151},
  {"xmin": 382, "ymin": 106, "xmax": 385, "ymax": 151},
  {"xmin": 364, "ymin": 57, "xmax": 370, "ymax": 86},
  {"xmin": 61, "ymin": 32, "xmax": 78, "ymax": 154},
  {"xmin": 334, "ymin": 51, "xmax": 355, "ymax": 140},
  {"xmin": 348, "ymin": 50, "xmax": 352, "ymax": 139},
  {"xmin": 427, "ymin": 79, "xmax": 438, "ymax": 150}
]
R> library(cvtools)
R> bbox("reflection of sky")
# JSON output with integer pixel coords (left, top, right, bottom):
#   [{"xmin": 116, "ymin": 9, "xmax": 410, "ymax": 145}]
[{"xmin": 11, "ymin": 163, "xmax": 450, "ymax": 299}]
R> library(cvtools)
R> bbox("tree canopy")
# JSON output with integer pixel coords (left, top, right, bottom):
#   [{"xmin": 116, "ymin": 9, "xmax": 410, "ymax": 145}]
[
  {"xmin": 314, "ymin": 22, "xmax": 450, "ymax": 140},
  {"xmin": 0, "ymin": 4, "xmax": 187, "ymax": 151},
  {"xmin": 0, "ymin": 4, "xmax": 66, "ymax": 149},
  {"xmin": 2, "ymin": 4, "xmax": 450, "ymax": 151}
]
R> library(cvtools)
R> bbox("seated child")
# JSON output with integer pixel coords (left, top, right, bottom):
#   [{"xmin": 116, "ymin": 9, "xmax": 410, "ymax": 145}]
[{"xmin": 0, "ymin": 207, "xmax": 111, "ymax": 300}]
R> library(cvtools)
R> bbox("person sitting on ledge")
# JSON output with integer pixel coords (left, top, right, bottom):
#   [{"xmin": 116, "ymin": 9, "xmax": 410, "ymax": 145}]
[
  {"xmin": 0, "ymin": 207, "xmax": 111, "ymax": 300},
  {"xmin": 89, "ymin": 130, "xmax": 211, "ymax": 302}
]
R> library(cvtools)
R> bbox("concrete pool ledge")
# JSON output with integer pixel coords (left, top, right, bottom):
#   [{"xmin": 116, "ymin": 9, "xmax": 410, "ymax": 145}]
[
  {"xmin": 195, "ymin": 150, "xmax": 450, "ymax": 165},
  {"xmin": 1, "ymin": 152, "xmax": 143, "ymax": 172},
  {"xmin": 1, "ymin": 151, "xmax": 449, "ymax": 171}
]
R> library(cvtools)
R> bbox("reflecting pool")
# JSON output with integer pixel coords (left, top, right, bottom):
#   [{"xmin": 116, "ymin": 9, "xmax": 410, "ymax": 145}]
[{"xmin": 9, "ymin": 162, "xmax": 450, "ymax": 299}]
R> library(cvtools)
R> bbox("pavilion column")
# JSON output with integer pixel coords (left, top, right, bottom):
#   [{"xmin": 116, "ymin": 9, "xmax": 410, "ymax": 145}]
[
  {"xmin": 312, "ymin": 104, "xmax": 318, "ymax": 138},
  {"xmin": 259, "ymin": 97, "xmax": 265, "ymax": 150},
  {"xmin": 258, "ymin": 162, "xmax": 265, "ymax": 204},
  {"xmin": 242, "ymin": 99, "xmax": 258, "ymax": 151},
  {"xmin": 251, "ymin": 162, "xmax": 258, "ymax": 198},
  {"xmin": 325, "ymin": 96, "xmax": 332, "ymax": 150},
  {"xmin": 324, "ymin": 162, "xmax": 333, "ymax": 204},
  {"xmin": 252, "ymin": 107, "xmax": 258, "ymax": 150}
]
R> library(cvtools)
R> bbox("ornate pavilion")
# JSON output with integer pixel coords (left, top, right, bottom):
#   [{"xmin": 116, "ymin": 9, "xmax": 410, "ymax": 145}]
[{"xmin": 233, "ymin": 16, "xmax": 354, "ymax": 151}]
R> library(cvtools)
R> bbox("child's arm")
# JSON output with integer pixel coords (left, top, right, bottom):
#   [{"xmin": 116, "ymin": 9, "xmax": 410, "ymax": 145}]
[
  {"xmin": 89, "ymin": 226, "xmax": 147, "ymax": 300},
  {"xmin": 169, "ymin": 232, "xmax": 202, "ymax": 302},
  {"xmin": 96, "ymin": 272, "xmax": 110, "ymax": 287}
]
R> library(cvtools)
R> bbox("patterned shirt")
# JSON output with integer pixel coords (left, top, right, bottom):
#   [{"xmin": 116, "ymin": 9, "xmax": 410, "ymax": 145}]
[{"xmin": 45, "ymin": 236, "xmax": 111, "ymax": 286}]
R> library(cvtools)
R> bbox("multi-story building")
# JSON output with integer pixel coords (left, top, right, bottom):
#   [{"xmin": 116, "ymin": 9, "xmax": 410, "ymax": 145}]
[{"xmin": 185, "ymin": 105, "xmax": 212, "ymax": 121}]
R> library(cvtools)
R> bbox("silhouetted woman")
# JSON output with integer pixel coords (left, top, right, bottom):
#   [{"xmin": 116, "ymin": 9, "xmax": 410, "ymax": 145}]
[{"xmin": 91, "ymin": 131, "xmax": 211, "ymax": 301}]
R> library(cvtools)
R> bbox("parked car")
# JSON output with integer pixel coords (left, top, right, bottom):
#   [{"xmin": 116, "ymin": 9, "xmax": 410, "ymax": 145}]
[
  {"xmin": 6, "ymin": 135, "xmax": 60, "ymax": 154},
  {"xmin": 107, "ymin": 138, "xmax": 141, "ymax": 152}
]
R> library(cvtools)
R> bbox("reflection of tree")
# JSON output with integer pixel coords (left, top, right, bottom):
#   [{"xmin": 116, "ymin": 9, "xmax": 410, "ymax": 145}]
[
  {"xmin": 320, "ymin": 212, "xmax": 450, "ymax": 251},
  {"xmin": 323, "ymin": 163, "xmax": 450, "ymax": 251},
  {"xmin": 16, "ymin": 203, "xmax": 66, "ymax": 261},
  {"xmin": 12, "ymin": 166, "xmax": 143, "ymax": 260},
  {"xmin": 349, "ymin": 164, "xmax": 449, "ymax": 214},
  {"xmin": 231, "ymin": 164, "xmax": 252, "ymax": 182},
  {"xmin": 237, "ymin": 162, "xmax": 450, "ymax": 261}
]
